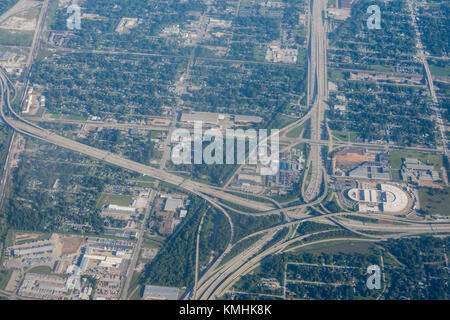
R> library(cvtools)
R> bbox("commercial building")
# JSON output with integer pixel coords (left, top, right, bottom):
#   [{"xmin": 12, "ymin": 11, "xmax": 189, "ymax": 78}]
[
  {"xmin": 18, "ymin": 273, "xmax": 68, "ymax": 300},
  {"xmin": 238, "ymin": 173, "xmax": 263, "ymax": 184},
  {"xmin": 347, "ymin": 184, "xmax": 409, "ymax": 213},
  {"xmin": 104, "ymin": 228, "xmax": 137, "ymax": 239},
  {"xmin": 401, "ymin": 158, "xmax": 441, "ymax": 183},
  {"xmin": 180, "ymin": 112, "xmax": 221, "ymax": 124},
  {"xmin": 143, "ymin": 285, "xmax": 180, "ymax": 300},
  {"xmin": 164, "ymin": 198, "xmax": 183, "ymax": 211},
  {"xmin": 9, "ymin": 241, "xmax": 55, "ymax": 257},
  {"xmin": 234, "ymin": 115, "xmax": 263, "ymax": 123},
  {"xmin": 86, "ymin": 237, "xmax": 133, "ymax": 252},
  {"xmin": 346, "ymin": 152, "xmax": 391, "ymax": 180},
  {"xmin": 265, "ymin": 46, "xmax": 298, "ymax": 64},
  {"xmin": 348, "ymin": 162, "xmax": 390, "ymax": 180},
  {"xmin": 101, "ymin": 204, "xmax": 136, "ymax": 220}
]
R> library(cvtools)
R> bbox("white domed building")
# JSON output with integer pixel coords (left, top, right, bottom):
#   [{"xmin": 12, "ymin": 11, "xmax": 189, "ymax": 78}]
[{"xmin": 346, "ymin": 184, "xmax": 409, "ymax": 214}]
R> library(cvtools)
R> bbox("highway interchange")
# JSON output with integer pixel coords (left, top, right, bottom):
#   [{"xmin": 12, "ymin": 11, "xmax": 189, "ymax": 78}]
[{"xmin": 0, "ymin": 0, "xmax": 449, "ymax": 301}]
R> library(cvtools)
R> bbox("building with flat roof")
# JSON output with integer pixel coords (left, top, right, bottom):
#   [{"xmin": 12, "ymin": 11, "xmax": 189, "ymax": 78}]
[
  {"xmin": 164, "ymin": 198, "xmax": 183, "ymax": 211},
  {"xmin": 9, "ymin": 241, "xmax": 55, "ymax": 257},
  {"xmin": 143, "ymin": 285, "xmax": 180, "ymax": 300},
  {"xmin": 104, "ymin": 228, "xmax": 137, "ymax": 239},
  {"xmin": 86, "ymin": 237, "xmax": 133, "ymax": 252},
  {"xmin": 234, "ymin": 115, "xmax": 263, "ymax": 123},
  {"xmin": 347, "ymin": 184, "xmax": 409, "ymax": 213},
  {"xmin": 401, "ymin": 158, "xmax": 441, "ymax": 183},
  {"xmin": 180, "ymin": 112, "xmax": 220, "ymax": 124},
  {"xmin": 101, "ymin": 205, "xmax": 136, "ymax": 220},
  {"xmin": 348, "ymin": 161, "xmax": 390, "ymax": 180},
  {"xmin": 238, "ymin": 173, "xmax": 263, "ymax": 184}
]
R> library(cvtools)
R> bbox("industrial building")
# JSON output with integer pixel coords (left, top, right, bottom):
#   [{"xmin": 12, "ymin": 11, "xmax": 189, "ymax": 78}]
[
  {"xmin": 164, "ymin": 198, "xmax": 183, "ymax": 211},
  {"xmin": 238, "ymin": 173, "xmax": 263, "ymax": 184},
  {"xmin": 18, "ymin": 273, "xmax": 68, "ymax": 300},
  {"xmin": 101, "ymin": 204, "xmax": 137, "ymax": 220},
  {"xmin": 401, "ymin": 158, "xmax": 441, "ymax": 183},
  {"xmin": 233, "ymin": 115, "xmax": 263, "ymax": 123},
  {"xmin": 104, "ymin": 228, "xmax": 137, "ymax": 239},
  {"xmin": 180, "ymin": 112, "xmax": 263, "ymax": 126},
  {"xmin": 348, "ymin": 161, "xmax": 391, "ymax": 180},
  {"xmin": 9, "ymin": 241, "xmax": 55, "ymax": 257},
  {"xmin": 86, "ymin": 237, "xmax": 133, "ymax": 252},
  {"xmin": 142, "ymin": 285, "xmax": 180, "ymax": 300},
  {"xmin": 265, "ymin": 45, "xmax": 298, "ymax": 64},
  {"xmin": 180, "ymin": 112, "xmax": 222, "ymax": 124}
]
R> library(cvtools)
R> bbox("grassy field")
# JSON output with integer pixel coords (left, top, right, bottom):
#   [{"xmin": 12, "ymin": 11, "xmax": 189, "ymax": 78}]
[
  {"xmin": 286, "ymin": 122, "xmax": 305, "ymax": 138},
  {"xmin": 0, "ymin": 269, "xmax": 12, "ymax": 290},
  {"xmin": 0, "ymin": 30, "xmax": 33, "ymax": 46},
  {"xmin": 391, "ymin": 169, "xmax": 401, "ymax": 181},
  {"xmin": 45, "ymin": 0, "xmax": 59, "ymax": 30},
  {"xmin": 143, "ymin": 236, "xmax": 164, "ymax": 249},
  {"xmin": 428, "ymin": 61, "xmax": 450, "ymax": 77},
  {"xmin": 389, "ymin": 150, "xmax": 443, "ymax": 171},
  {"xmin": 269, "ymin": 114, "xmax": 297, "ymax": 130},
  {"xmin": 293, "ymin": 240, "xmax": 376, "ymax": 255},
  {"xmin": 419, "ymin": 187, "xmax": 450, "ymax": 216},
  {"xmin": 331, "ymin": 129, "xmax": 347, "ymax": 141},
  {"xmin": 126, "ymin": 271, "xmax": 141, "ymax": 298},
  {"xmin": 136, "ymin": 181, "xmax": 154, "ymax": 188},
  {"xmin": 297, "ymin": 48, "xmax": 307, "ymax": 65},
  {"xmin": 328, "ymin": 70, "xmax": 345, "ymax": 82},
  {"xmin": 369, "ymin": 65, "xmax": 395, "ymax": 73},
  {"xmin": 96, "ymin": 194, "xmax": 133, "ymax": 209},
  {"xmin": 253, "ymin": 44, "xmax": 267, "ymax": 61},
  {"xmin": 129, "ymin": 285, "xmax": 143, "ymax": 300},
  {"xmin": 305, "ymin": 164, "xmax": 312, "ymax": 184},
  {"xmin": 27, "ymin": 265, "xmax": 53, "ymax": 275}
]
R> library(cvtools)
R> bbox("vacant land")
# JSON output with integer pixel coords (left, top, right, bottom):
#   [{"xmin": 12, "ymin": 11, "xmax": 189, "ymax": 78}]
[
  {"xmin": 389, "ymin": 150, "xmax": 443, "ymax": 170},
  {"xmin": 96, "ymin": 194, "xmax": 133, "ymax": 209},
  {"xmin": 428, "ymin": 62, "xmax": 450, "ymax": 77},
  {"xmin": 0, "ymin": 269, "xmax": 12, "ymax": 290},
  {"xmin": 419, "ymin": 187, "xmax": 450, "ymax": 216},
  {"xmin": 293, "ymin": 240, "xmax": 376, "ymax": 255},
  {"xmin": 286, "ymin": 123, "xmax": 305, "ymax": 138},
  {"xmin": 27, "ymin": 265, "xmax": 53, "ymax": 275},
  {"xmin": 0, "ymin": 29, "xmax": 33, "ymax": 46}
]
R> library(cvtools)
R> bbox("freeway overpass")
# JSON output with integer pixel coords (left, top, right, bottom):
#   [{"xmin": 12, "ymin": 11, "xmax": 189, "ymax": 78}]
[
  {"xmin": 302, "ymin": 0, "xmax": 328, "ymax": 203},
  {"xmin": 0, "ymin": 72, "xmax": 274, "ymax": 213}
]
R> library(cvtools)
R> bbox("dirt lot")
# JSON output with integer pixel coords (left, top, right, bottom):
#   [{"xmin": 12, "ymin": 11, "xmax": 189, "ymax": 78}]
[
  {"xmin": 13, "ymin": 231, "xmax": 43, "ymax": 245},
  {"xmin": 58, "ymin": 235, "xmax": 84, "ymax": 255},
  {"xmin": 334, "ymin": 151, "xmax": 375, "ymax": 168}
]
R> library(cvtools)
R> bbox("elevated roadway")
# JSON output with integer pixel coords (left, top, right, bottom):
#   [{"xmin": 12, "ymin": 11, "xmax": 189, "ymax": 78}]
[{"xmin": 302, "ymin": 0, "xmax": 328, "ymax": 203}]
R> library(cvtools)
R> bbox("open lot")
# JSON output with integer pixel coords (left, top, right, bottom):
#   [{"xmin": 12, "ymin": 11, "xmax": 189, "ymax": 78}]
[{"xmin": 419, "ymin": 187, "xmax": 450, "ymax": 216}]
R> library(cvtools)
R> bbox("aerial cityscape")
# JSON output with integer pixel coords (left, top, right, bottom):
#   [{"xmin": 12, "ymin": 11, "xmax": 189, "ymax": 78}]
[{"xmin": 0, "ymin": 0, "xmax": 448, "ymax": 304}]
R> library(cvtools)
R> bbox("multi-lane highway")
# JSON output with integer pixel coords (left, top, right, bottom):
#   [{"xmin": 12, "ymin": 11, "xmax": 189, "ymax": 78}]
[
  {"xmin": 0, "ymin": 0, "xmax": 449, "ymax": 302},
  {"xmin": 302, "ymin": 0, "xmax": 328, "ymax": 203},
  {"xmin": 193, "ymin": 207, "xmax": 450, "ymax": 300},
  {"xmin": 0, "ymin": 72, "xmax": 274, "ymax": 212}
]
